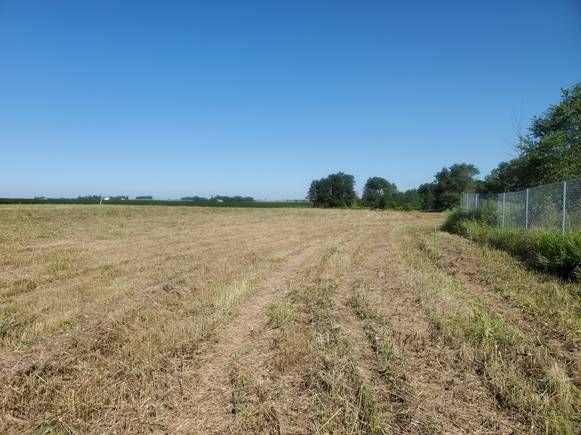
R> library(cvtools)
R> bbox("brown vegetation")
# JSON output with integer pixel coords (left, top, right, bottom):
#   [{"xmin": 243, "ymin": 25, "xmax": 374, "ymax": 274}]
[{"xmin": 0, "ymin": 206, "xmax": 578, "ymax": 433}]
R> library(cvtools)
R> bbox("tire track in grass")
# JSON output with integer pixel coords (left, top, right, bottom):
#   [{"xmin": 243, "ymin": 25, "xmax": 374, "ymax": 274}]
[
  {"xmin": 223, "ymin": 215, "xmax": 523, "ymax": 433},
  {"xmin": 169, "ymin": 241, "xmax": 326, "ymax": 433},
  {"xmin": 0, "ymin": 209, "xmax": 379, "ymax": 432},
  {"xmin": 353, "ymin": 226, "xmax": 524, "ymax": 434},
  {"xmin": 0, "ymin": 236, "xmax": 328, "ymax": 432},
  {"xmin": 213, "ymin": 227, "xmax": 391, "ymax": 433},
  {"xmin": 327, "ymin": 230, "xmax": 407, "ymax": 433}
]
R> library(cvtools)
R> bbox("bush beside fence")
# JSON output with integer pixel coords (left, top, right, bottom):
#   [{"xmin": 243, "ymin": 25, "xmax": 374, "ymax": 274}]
[{"xmin": 443, "ymin": 210, "xmax": 581, "ymax": 281}]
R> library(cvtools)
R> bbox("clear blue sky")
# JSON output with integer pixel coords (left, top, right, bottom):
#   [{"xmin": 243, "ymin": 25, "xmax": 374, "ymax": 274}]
[{"xmin": 1, "ymin": 1, "xmax": 580, "ymax": 199}]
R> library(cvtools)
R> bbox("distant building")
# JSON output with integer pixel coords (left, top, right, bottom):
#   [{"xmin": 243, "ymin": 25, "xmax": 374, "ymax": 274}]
[{"xmin": 135, "ymin": 196, "xmax": 153, "ymax": 200}]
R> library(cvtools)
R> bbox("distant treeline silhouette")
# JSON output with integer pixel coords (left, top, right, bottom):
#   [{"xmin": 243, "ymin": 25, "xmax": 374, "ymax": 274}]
[
  {"xmin": 180, "ymin": 195, "xmax": 254, "ymax": 202},
  {"xmin": 0, "ymin": 197, "xmax": 308, "ymax": 208}
]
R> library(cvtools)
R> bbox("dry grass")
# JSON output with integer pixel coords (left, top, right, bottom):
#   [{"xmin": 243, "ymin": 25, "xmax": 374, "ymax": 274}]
[
  {"xmin": 0, "ymin": 205, "xmax": 578, "ymax": 433},
  {"xmin": 402, "ymin": 226, "xmax": 580, "ymax": 433},
  {"xmin": 230, "ymin": 239, "xmax": 389, "ymax": 433},
  {"xmin": 0, "ymin": 206, "xmax": 390, "ymax": 432}
]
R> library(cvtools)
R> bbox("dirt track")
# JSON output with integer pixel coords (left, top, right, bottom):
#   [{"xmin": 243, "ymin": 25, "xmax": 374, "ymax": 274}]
[{"xmin": 0, "ymin": 206, "xmax": 578, "ymax": 433}]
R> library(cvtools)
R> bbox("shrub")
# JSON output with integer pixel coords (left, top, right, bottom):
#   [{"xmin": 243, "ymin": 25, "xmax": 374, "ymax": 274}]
[{"xmin": 441, "ymin": 207, "xmax": 497, "ymax": 234}]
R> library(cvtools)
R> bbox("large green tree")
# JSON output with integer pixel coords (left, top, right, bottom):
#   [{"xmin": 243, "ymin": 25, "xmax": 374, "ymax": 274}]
[
  {"xmin": 484, "ymin": 83, "xmax": 581, "ymax": 191},
  {"xmin": 481, "ymin": 159, "xmax": 528, "ymax": 192},
  {"xmin": 433, "ymin": 163, "xmax": 480, "ymax": 210},
  {"xmin": 307, "ymin": 172, "xmax": 357, "ymax": 208},
  {"xmin": 416, "ymin": 163, "xmax": 479, "ymax": 211},
  {"xmin": 523, "ymin": 83, "xmax": 581, "ymax": 182},
  {"xmin": 361, "ymin": 177, "xmax": 398, "ymax": 208}
]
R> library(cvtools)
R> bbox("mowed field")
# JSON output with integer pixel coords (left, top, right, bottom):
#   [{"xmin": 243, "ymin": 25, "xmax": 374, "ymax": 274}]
[{"xmin": 0, "ymin": 206, "xmax": 579, "ymax": 433}]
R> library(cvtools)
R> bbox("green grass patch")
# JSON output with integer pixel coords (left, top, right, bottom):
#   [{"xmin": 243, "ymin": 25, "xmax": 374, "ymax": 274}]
[
  {"xmin": 401, "ymin": 228, "xmax": 580, "ymax": 433},
  {"xmin": 266, "ymin": 302, "xmax": 296, "ymax": 329},
  {"xmin": 443, "ymin": 210, "xmax": 581, "ymax": 281},
  {"xmin": 56, "ymin": 321, "xmax": 73, "ymax": 334}
]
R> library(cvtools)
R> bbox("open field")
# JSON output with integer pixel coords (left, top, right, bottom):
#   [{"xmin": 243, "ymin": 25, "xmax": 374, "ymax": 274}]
[{"xmin": 1, "ymin": 206, "xmax": 579, "ymax": 433}]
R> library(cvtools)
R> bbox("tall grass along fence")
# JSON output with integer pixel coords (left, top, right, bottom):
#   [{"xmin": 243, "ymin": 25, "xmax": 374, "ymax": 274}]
[{"xmin": 461, "ymin": 179, "xmax": 581, "ymax": 233}]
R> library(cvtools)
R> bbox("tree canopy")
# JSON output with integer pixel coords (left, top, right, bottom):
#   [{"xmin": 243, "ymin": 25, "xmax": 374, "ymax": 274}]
[
  {"xmin": 415, "ymin": 163, "xmax": 480, "ymax": 211},
  {"xmin": 307, "ymin": 168, "xmax": 478, "ymax": 211},
  {"xmin": 434, "ymin": 163, "xmax": 480, "ymax": 210},
  {"xmin": 483, "ymin": 83, "xmax": 581, "ymax": 191},
  {"xmin": 307, "ymin": 172, "xmax": 357, "ymax": 208},
  {"xmin": 361, "ymin": 177, "xmax": 398, "ymax": 208}
]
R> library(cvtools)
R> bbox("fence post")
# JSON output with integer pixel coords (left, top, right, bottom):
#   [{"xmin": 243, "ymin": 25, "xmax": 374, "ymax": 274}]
[
  {"xmin": 561, "ymin": 181, "xmax": 567, "ymax": 233},
  {"xmin": 502, "ymin": 192, "xmax": 506, "ymax": 228},
  {"xmin": 475, "ymin": 193, "xmax": 479, "ymax": 210},
  {"xmin": 525, "ymin": 188, "xmax": 529, "ymax": 229}
]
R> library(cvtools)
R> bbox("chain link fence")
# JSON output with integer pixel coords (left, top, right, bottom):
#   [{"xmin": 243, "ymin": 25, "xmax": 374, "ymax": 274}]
[{"xmin": 461, "ymin": 179, "xmax": 581, "ymax": 232}]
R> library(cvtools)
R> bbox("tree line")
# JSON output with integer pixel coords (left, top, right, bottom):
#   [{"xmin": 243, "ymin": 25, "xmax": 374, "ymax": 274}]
[
  {"xmin": 307, "ymin": 164, "xmax": 476, "ymax": 211},
  {"xmin": 72, "ymin": 195, "xmax": 255, "ymax": 202},
  {"xmin": 308, "ymin": 82, "xmax": 580, "ymax": 211},
  {"xmin": 180, "ymin": 195, "xmax": 255, "ymax": 202}
]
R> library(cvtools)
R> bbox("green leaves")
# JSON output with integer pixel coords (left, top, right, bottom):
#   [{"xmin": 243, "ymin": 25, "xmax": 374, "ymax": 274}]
[
  {"xmin": 307, "ymin": 172, "xmax": 357, "ymax": 208},
  {"xmin": 443, "ymin": 211, "xmax": 581, "ymax": 281},
  {"xmin": 419, "ymin": 163, "xmax": 480, "ymax": 211},
  {"xmin": 485, "ymin": 83, "xmax": 581, "ymax": 191}
]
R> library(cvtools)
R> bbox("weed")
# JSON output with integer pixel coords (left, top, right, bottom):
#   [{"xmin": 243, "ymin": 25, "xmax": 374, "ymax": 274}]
[
  {"xmin": 56, "ymin": 321, "xmax": 73, "ymax": 334},
  {"xmin": 266, "ymin": 302, "xmax": 296, "ymax": 329}
]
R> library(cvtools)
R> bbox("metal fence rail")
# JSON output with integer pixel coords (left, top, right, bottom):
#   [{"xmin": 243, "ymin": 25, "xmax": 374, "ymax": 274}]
[{"xmin": 461, "ymin": 179, "xmax": 581, "ymax": 232}]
